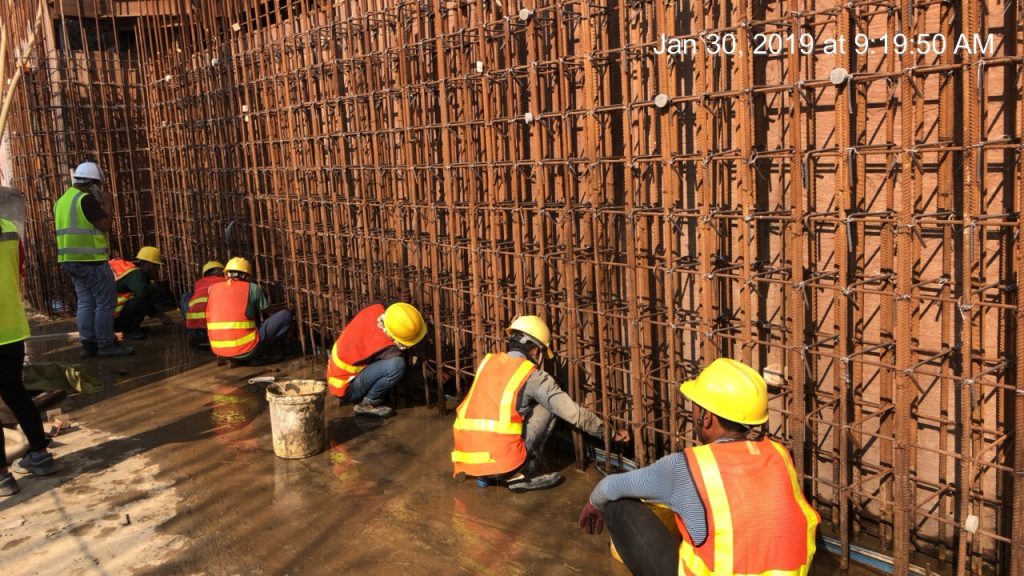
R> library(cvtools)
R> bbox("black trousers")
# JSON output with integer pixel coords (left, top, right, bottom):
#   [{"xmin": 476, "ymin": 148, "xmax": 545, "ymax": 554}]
[
  {"xmin": 484, "ymin": 411, "xmax": 557, "ymax": 481},
  {"xmin": 606, "ymin": 499, "xmax": 682, "ymax": 576},
  {"xmin": 113, "ymin": 293, "xmax": 156, "ymax": 333},
  {"xmin": 0, "ymin": 340, "xmax": 49, "ymax": 465}
]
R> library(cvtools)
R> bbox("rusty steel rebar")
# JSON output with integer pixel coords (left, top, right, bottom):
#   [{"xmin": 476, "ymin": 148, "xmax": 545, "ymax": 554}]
[{"xmin": 0, "ymin": 1, "xmax": 1022, "ymax": 573}]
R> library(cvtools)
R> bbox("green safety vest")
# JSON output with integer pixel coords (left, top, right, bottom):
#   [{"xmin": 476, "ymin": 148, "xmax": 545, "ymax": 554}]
[
  {"xmin": 0, "ymin": 218, "xmax": 30, "ymax": 345},
  {"xmin": 54, "ymin": 186, "xmax": 109, "ymax": 262}
]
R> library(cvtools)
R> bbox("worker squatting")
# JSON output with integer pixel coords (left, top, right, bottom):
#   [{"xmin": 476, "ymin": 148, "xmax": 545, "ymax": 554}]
[{"xmin": 3, "ymin": 161, "xmax": 821, "ymax": 575}]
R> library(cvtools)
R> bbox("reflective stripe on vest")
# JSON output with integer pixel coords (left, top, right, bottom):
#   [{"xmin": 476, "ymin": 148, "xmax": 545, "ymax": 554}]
[
  {"xmin": 452, "ymin": 355, "xmax": 534, "ymax": 436},
  {"xmin": 677, "ymin": 440, "xmax": 819, "ymax": 576},
  {"xmin": 206, "ymin": 279, "xmax": 259, "ymax": 358},
  {"xmin": 185, "ymin": 298, "xmax": 207, "ymax": 319},
  {"xmin": 325, "ymin": 304, "xmax": 396, "ymax": 398},
  {"xmin": 449, "ymin": 450, "xmax": 494, "ymax": 465},
  {"xmin": 185, "ymin": 275, "xmax": 226, "ymax": 328},
  {"xmin": 54, "ymin": 188, "xmax": 108, "ymax": 262},
  {"xmin": 327, "ymin": 343, "xmax": 365, "ymax": 392},
  {"xmin": 0, "ymin": 219, "xmax": 30, "ymax": 345},
  {"xmin": 108, "ymin": 259, "xmax": 137, "ymax": 318},
  {"xmin": 114, "ymin": 292, "xmax": 133, "ymax": 317},
  {"xmin": 450, "ymin": 353, "xmax": 535, "ymax": 476}
]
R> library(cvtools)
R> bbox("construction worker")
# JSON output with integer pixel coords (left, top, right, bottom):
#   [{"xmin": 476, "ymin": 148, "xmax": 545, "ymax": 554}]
[
  {"xmin": 578, "ymin": 358, "xmax": 820, "ymax": 576},
  {"xmin": 109, "ymin": 246, "xmax": 172, "ymax": 339},
  {"xmin": 326, "ymin": 302, "xmax": 427, "ymax": 417},
  {"xmin": 452, "ymin": 316, "xmax": 628, "ymax": 492},
  {"xmin": 206, "ymin": 257, "xmax": 293, "ymax": 364},
  {"xmin": 181, "ymin": 260, "xmax": 226, "ymax": 346},
  {"xmin": 1, "ymin": 218, "xmax": 57, "ymax": 496},
  {"xmin": 53, "ymin": 161, "xmax": 133, "ymax": 357}
]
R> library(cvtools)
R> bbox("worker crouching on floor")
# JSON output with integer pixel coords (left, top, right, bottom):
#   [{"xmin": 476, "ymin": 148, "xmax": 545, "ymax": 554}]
[
  {"xmin": 326, "ymin": 302, "xmax": 427, "ymax": 417},
  {"xmin": 578, "ymin": 358, "xmax": 820, "ymax": 576},
  {"xmin": 109, "ymin": 246, "xmax": 174, "ymax": 340},
  {"xmin": 206, "ymin": 257, "xmax": 294, "ymax": 365},
  {"xmin": 181, "ymin": 260, "xmax": 226, "ymax": 347},
  {"xmin": 452, "ymin": 316, "xmax": 628, "ymax": 492}
]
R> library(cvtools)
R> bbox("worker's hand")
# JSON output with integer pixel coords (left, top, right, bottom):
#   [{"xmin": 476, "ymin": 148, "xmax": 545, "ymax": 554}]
[
  {"xmin": 93, "ymin": 185, "xmax": 113, "ymax": 214},
  {"xmin": 612, "ymin": 429, "xmax": 630, "ymax": 443},
  {"xmin": 578, "ymin": 502, "xmax": 605, "ymax": 535}
]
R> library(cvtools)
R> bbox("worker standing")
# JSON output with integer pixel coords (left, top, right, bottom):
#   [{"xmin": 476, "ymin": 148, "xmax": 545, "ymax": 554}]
[
  {"xmin": 206, "ymin": 257, "xmax": 293, "ymax": 364},
  {"xmin": 1, "ymin": 218, "xmax": 57, "ymax": 496},
  {"xmin": 578, "ymin": 358, "xmax": 820, "ymax": 576},
  {"xmin": 452, "ymin": 316, "xmax": 628, "ymax": 492},
  {"xmin": 53, "ymin": 162, "xmax": 132, "ymax": 357},
  {"xmin": 109, "ymin": 246, "xmax": 172, "ymax": 339},
  {"xmin": 181, "ymin": 260, "xmax": 226, "ymax": 346},
  {"xmin": 326, "ymin": 302, "xmax": 427, "ymax": 417}
]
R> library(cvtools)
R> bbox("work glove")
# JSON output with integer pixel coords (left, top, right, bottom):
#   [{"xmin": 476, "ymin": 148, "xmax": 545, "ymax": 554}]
[{"xmin": 578, "ymin": 502, "xmax": 605, "ymax": 535}]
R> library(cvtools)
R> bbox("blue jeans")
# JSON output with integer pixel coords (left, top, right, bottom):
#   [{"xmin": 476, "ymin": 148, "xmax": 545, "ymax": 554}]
[
  {"xmin": 62, "ymin": 261, "xmax": 116, "ymax": 348},
  {"xmin": 342, "ymin": 356, "xmax": 405, "ymax": 406},
  {"xmin": 244, "ymin": 309, "xmax": 293, "ymax": 359},
  {"xmin": 179, "ymin": 291, "xmax": 192, "ymax": 319}
]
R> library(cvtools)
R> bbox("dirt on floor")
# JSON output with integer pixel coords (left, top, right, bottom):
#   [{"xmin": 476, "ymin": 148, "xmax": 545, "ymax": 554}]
[{"xmin": 2, "ymin": 319, "xmax": 861, "ymax": 575}]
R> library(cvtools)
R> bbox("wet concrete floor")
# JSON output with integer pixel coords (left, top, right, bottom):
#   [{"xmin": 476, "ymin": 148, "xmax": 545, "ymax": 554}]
[{"xmin": 3, "ymin": 318, "xmax": 861, "ymax": 575}]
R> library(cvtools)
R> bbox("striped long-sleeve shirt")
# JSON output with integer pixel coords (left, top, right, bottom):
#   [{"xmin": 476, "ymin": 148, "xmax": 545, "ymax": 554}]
[{"xmin": 588, "ymin": 452, "xmax": 709, "ymax": 545}]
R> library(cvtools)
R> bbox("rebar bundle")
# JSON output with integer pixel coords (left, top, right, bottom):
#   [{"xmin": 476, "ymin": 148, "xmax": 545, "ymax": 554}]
[{"xmin": 1, "ymin": 1, "xmax": 1022, "ymax": 573}]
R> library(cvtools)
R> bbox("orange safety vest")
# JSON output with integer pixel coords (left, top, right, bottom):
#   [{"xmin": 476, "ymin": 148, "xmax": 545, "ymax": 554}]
[
  {"xmin": 185, "ymin": 275, "xmax": 226, "ymax": 329},
  {"xmin": 676, "ymin": 439, "xmax": 820, "ymax": 576},
  {"xmin": 450, "ymin": 353, "xmax": 536, "ymax": 477},
  {"xmin": 206, "ymin": 279, "xmax": 259, "ymax": 358},
  {"xmin": 108, "ymin": 258, "xmax": 137, "ymax": 317},
  {"xmin": 326, "ymin": 303, "xmax": 397, "ymax": 398}
]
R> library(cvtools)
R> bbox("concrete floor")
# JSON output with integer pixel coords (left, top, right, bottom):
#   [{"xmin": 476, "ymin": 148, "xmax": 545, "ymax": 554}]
[{"xmin": 3, "ymin": 319, "xmax": 857, "ymax": 575}]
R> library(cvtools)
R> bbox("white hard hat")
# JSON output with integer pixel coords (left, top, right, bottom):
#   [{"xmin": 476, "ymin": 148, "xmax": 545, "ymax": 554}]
[{"xmin": 73, "ymin": 162, "xmax": 103, "ymax": 182}]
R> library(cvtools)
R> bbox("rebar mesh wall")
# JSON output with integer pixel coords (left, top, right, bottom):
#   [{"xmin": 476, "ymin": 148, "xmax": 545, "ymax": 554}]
[
  {"xmin": 2, "ymin": 1, "xmax": 152, "ymax": 315},
  {"xmin": 3, "ymin": 0, "xmax": 1023, "ymax": 572}
]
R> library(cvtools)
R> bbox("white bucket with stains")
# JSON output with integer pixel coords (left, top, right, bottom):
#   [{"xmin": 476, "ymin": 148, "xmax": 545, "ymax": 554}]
[{"xmin": 266, "ymin": 379, "xmax": 326, "ymax": 459}]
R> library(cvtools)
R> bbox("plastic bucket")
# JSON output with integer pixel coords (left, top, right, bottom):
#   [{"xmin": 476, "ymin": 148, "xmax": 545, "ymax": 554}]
[{"xmin": 266, "ymin": 379, "xmax": 326, "ymax": 459}]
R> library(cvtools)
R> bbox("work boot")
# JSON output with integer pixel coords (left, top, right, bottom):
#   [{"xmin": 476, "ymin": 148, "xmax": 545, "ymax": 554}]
[
  {"xmin": 97, "ymin": 342, "xmax": 134, "ymax": 357},
  {"xmin": 353, "ymin": 402, "xmax": 394, "ymax": 418},
  {"xmin": 12, "ymin": 451, "xmax": 57, "ymax": 476},
  {"xmin": 506, "ymin": 472, "xmax": 563, "ymax": 493},
  {"xmin": 247, "ymin": 350, "xmax": 283, "ymax": 366},
  {"xmin": 80, "ymin": 340, "xmax": 98, "ymax": 358},
  {"xmin": 0, "ymin": 472, "xmax": 19, "ymax": 496},
  {"xmin": 122, "ymin": 327, "xmax": 150, "ymax": 340}
]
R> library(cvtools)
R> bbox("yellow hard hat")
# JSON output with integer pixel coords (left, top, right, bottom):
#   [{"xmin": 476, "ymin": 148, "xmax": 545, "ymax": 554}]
[
  {"xmin": 381, "ymin": 302, "xmax": 427, "ymax": 347},
  {"xmin": 224, "ymin": 257, "xmax": 252, "ymax": 275},
  {"xmin": 679, "ymin": 358, "xmax": 768, "ymax": 425},
  {"xmin": 136, "ymin": 246, "xmax": 163, "ymax": 265},
  {"xmin": 202, "ymin": 260, "xmax": 225, "ymax": 275},
  {"xmin": 506, "ymin": 315, "xmax": 553, "ymax": 358}
]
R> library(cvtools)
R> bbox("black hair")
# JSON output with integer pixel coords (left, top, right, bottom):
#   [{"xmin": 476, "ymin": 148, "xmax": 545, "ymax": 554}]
[{"xmin": 716, "ymin": 415, "xmax": 750, "ymax": 434}]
